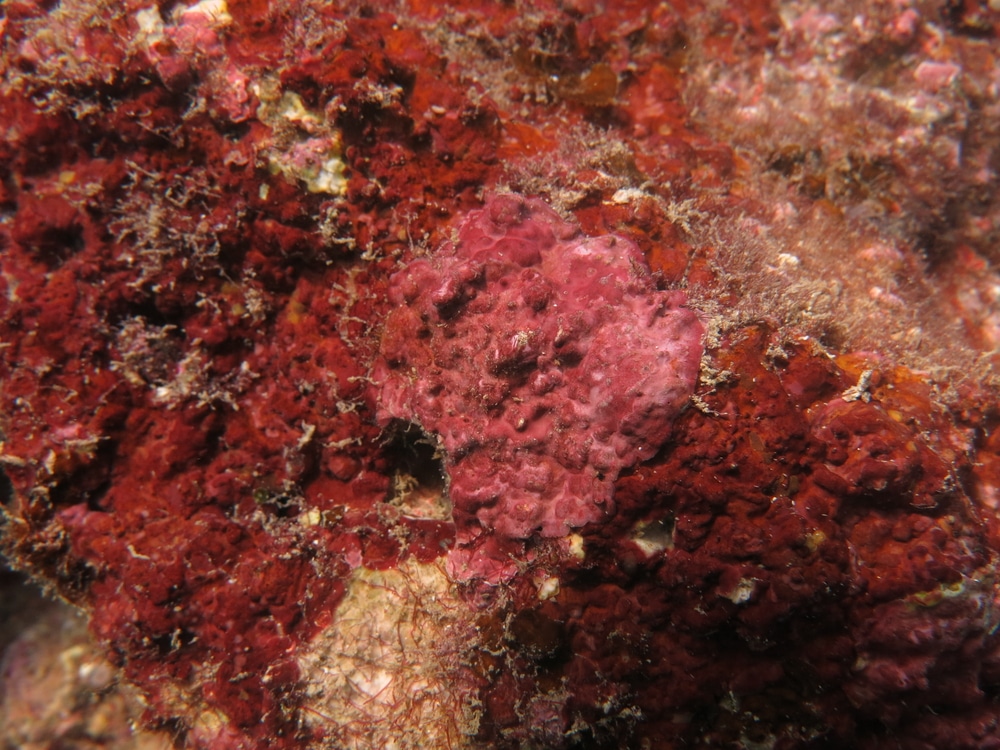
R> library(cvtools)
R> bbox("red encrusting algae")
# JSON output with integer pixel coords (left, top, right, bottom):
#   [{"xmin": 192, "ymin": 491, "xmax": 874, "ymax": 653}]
[
  {"xmin": 375, "ymin": 193, "xmax": 704, "ymax": 570},
  {"xmin": 1, "ymin": 1, "xmax": 1000, "ymax": 748}
]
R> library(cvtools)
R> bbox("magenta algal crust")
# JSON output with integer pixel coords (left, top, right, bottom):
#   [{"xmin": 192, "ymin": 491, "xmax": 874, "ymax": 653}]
[{"xmin": 376, "ymin": 194, "xmax": 703, "ymax": 568}]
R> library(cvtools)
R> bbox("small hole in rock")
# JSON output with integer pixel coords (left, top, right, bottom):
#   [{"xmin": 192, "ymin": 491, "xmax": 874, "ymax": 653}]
[{"xmin": 381, "ymin": 420, "xmax": 452, "ymax": 521}]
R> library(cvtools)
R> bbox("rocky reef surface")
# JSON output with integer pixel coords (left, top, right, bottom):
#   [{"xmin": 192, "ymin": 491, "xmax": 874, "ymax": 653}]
[{"xmin": 2, "ymin": 1, "xmax": 1000, "ymax": 748}]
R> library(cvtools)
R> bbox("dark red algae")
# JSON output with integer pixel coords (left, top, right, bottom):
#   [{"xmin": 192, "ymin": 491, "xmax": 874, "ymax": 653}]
[{"xmin": 2, "ymin": 1, "xmax": 1000, "ymax": 748}]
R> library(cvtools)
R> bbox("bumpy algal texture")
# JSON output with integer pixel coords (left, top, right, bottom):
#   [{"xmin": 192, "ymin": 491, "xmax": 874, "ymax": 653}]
[
  {"xmin": 376, "ymin": 193, "xmax": 703, "ymax": 548},
  {"xmin": 4, "ymin": 1, "xmax": 1000, "ymax": 749}
]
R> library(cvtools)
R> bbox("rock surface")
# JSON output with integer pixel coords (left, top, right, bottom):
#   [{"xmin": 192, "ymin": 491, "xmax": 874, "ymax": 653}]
[{"xmin": 2, "ymin": 1, "xmax": 1000, "ymax": 748}]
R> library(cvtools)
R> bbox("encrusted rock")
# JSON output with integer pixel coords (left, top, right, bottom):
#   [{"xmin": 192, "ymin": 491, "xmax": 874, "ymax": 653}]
[{"xmin": 376, "ymin": 193, "xmax": 703, "ymax": 560}]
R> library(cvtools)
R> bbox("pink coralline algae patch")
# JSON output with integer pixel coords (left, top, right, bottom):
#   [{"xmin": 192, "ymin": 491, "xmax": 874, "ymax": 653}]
[{"xmin": 375, "ymin": 193, "xmax": 703, "ymax": 548}]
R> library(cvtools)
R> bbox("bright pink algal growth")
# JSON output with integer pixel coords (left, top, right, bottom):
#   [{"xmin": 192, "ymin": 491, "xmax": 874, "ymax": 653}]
[{"xmin": 375, "ymin": 193, "xmax": 704, "ymax": 544}]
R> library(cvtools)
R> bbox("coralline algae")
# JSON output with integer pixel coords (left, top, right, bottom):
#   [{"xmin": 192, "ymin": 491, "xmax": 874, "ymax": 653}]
[{"xmin": 375, "ymin": 193, "xmax": 703, "ymax": 554}]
